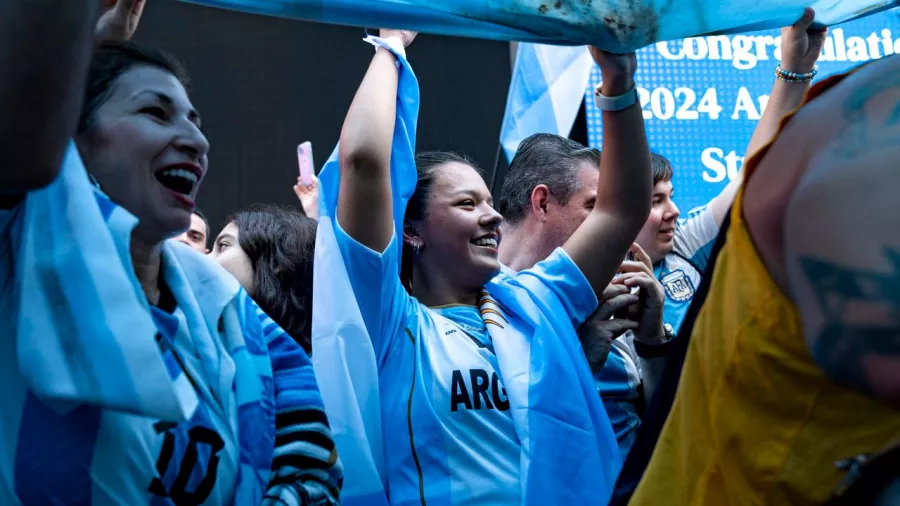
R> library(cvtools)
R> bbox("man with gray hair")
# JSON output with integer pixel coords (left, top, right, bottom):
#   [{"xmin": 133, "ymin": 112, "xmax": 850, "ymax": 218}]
[
  {"xmin": 500, "ymin": 134, "xmax": 604, "ymax": 272},
  {"xmin": 499, "ymin": 133, "xmax": 668, "ymax": 464}
]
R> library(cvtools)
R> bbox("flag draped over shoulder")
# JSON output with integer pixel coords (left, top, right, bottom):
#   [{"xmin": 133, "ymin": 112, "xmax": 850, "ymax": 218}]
[
  {"xmin": 500, "ymin": 43, "xmax": 594, "ymax": 162},
  {"xmin": 180, "ymin": 0, "xmax": 893, "ymax": 52},
  {"xmin": 310, "ymin": 37, "xmax": 418, "ymax": 506},
  {"xmin": 312, "ymin": 35, "xmax": 623, "ymax": 505},
  {"xmin": 17, "ymin": 142, "xmax": 198, "ymax": 423}
]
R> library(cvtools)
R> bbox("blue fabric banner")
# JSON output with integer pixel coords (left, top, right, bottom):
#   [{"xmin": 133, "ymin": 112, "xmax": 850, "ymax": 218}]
[{"xmin": 180, "ymin": 0, "xmax": 899, "ymax": 51}]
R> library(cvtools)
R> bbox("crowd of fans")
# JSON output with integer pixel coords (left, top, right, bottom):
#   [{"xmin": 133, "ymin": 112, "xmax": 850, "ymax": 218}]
[{"xmin": 1, "ymin": 0, "xmax": 898, "ymax": 504}]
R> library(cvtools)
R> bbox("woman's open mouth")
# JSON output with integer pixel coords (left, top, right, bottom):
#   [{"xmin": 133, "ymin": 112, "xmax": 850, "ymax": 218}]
[{"xmin": 154, "ymin": 166, "xmax": 199, "ymax": 196}]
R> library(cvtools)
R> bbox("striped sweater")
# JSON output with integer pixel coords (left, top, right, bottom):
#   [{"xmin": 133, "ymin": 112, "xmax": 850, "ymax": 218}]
[{"xmin": 257, "ymin": 299, "xmax": 344, "ymax": 505}]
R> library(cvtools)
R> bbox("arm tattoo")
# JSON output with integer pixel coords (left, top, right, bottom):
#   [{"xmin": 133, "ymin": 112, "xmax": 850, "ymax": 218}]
[
  {"xmin": 799, "ymin": 248, "xmax": 900, "ymax": 395},
  {"xmin": 834, "ymin": 69, "xmax": 900, "ymax": 159}
]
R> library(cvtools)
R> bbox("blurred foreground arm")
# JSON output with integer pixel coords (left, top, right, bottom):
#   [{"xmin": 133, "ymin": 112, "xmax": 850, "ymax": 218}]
[
  {"xmin": 785, "ymin": 63, "xmax": 900, "ymax": 406},
  {"xmin": 0, "ymin": 0, "xmax": 99, "ymax": 192}
]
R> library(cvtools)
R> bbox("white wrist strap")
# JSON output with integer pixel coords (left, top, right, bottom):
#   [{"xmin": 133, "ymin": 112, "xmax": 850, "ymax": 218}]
[{"xmin": 363, "ymin": 35, "xmax": 407, "ymax": 60}]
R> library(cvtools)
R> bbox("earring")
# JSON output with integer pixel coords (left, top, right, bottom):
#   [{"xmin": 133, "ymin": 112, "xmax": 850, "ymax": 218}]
[
  {"xmin": 88, "ymin": 173, "xmax": 102, "ymax": 191},
  {"xmin": 412, "ymin": 243, "xmax": 421, "ymax": 255}
]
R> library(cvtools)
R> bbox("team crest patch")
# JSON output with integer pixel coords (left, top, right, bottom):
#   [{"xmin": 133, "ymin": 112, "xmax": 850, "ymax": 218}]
[{"xmin": 661, "ymin": 269, "xmax": 695, "ymax": 302}]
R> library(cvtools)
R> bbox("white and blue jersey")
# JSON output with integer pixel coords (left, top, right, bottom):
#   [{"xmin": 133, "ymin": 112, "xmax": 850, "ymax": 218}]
[
  {"xmin": 334, "ymin": 221, "xmax": 598, "ymax": 506},
  {"xmin": 1, "ymin": 312, "xmax": 242, "ymax": 505},
  {"xmin": 654, "ymin": 205, "xmax": 719, "ymax": 333}
]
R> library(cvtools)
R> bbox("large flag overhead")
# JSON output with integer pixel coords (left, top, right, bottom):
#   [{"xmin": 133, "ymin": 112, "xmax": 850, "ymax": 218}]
[
  {"xmin": 499, "ymin": 43, "xmax": 594, "ymax": 162},
  {"xmin": 181, "ymin": 0, "xmax": 898, "ymax": 52}
]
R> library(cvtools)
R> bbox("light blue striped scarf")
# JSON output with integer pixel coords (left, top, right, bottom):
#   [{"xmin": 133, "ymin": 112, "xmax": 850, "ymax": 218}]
[
  {"xmin": 17, "ymin": 142, "xmax": 198, "ymax": 422},
  {"xmin": 12, "ymin": 142, "xmax": 297, "ymax": 503},
  {"xmin": 313, "ymin": 37, "xmax": 621, "ymax": 505}
]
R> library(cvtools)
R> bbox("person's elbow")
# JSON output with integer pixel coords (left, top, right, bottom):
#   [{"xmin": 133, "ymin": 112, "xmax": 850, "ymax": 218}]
[
  {"xmin": 1, "ymin": 123, "xmax": 72, "ymax": 192},
  {"xmin": 595, "ymin": 187, "xmax": 652, "ymax": 236},
  {"xmin": 338, "ymin": 138, "xmax": 388, "ymax": 180},
  {"xmin": 0, "ymin": 157, "xmax": 63, "ymax": 193}
]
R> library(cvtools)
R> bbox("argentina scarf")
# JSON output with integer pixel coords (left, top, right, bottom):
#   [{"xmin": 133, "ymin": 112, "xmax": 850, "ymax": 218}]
[
  {"xmin": 15, "ymin": 143, "xmax": 336, "ymax": 504},
  {"xmin": 164, "ymin": 242, "xmax": 340, "ymax": 505},
  {"xmin": 312, "ymin": 37, "xmax": 620, "ymax": 505},
  {"xmin": 17, "ymin": 142, "xmax": 197, "ymax": 423},
  {"xmin": 311, "ymin": 35, "xmax": 416, "ymax": 506}
]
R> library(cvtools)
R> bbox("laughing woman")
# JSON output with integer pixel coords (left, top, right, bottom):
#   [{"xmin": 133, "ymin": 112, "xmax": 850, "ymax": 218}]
[
  {"xmin": 315, "ymin": 29, "xmax": 651, "ymax": 505},
  {"xmin": 0, "ymin": 1, "xmax": 340, "ymax": 504}
]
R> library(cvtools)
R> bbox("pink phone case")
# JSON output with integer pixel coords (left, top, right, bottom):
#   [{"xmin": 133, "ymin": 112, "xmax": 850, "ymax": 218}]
[{"xmin": 297, "ymin": 142, "xmax": 314, "ymax": 186}]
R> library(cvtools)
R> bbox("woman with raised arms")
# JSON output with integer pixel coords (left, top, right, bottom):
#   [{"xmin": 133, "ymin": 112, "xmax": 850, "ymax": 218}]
[{"xmin": 315, "ymin": 27, "xmax": 652, "ymax": 505}]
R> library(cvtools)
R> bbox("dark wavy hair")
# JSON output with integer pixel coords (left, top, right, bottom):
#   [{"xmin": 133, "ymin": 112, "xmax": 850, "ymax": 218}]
[
  {"xmin": 78, "ymin": 40, "xmax": 190, "ymax": 135},
  {"xmin": 229, "ymin": 205, "xmax": 317, "ymax": 354}
]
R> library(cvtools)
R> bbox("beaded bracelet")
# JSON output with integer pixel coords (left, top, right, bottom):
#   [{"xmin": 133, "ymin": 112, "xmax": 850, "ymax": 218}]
[{"xmin": 775, "ymin": 64, "xmax": 818, "ymax": 83}]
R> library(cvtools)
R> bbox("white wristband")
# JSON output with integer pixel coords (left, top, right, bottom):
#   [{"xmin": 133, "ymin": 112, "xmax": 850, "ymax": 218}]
[
  {"xmin": 363, "ymin": 35, "xmax": 407, "ymax": 61},
  {"xmin": 593, "ymin": 84, "xmax": 638, "ymax": 112}
]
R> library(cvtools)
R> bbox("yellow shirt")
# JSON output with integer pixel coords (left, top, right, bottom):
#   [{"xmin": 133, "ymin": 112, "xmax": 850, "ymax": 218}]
[{"xmin": 630, "ymin": 69, "xmax": 900, "ymax": 506}]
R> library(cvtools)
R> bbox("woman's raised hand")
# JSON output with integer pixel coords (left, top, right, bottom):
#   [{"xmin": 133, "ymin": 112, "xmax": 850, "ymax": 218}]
[{"xmin": 95, "ymin": 0, "xmax": 147, "ymax": 42}]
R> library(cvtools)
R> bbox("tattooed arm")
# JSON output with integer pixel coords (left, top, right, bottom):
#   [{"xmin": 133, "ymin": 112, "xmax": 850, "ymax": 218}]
[{"xmin": 784, "ymin": 63, "xmax": 900, "ymax": 406}]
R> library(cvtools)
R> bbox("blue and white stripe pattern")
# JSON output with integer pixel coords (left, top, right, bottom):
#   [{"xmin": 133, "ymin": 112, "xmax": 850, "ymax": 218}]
[
  {"xmin": 500, "ymin": 43, "xmax": 594, "ymax": 162},
  {"xmin": 311, "ymin": 36, "xmax": 415, "ymax": 506},
  {"xmin": 17, "ymin": 141, "xmax": 197, "ymax": 423},
  {"xmin": 312, "ymin": 37, "xmax": 621, "ymax": 506},
  {"xmin": 263, "ymin": 301, "xmax": 344, "ymax": 506},
  {"xmin": 5, "ymin": 143, "xmax": 341, "ymax": 504},
  {"xmin": 593, "ymin": 339, "xmax": 643, "ymax": 459},
  {"xmin": 482, "ymin": 256, "xmax": 624, "ymax": 504}
]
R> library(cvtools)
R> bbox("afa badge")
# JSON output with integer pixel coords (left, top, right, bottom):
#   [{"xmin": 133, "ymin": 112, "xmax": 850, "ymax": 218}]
[{"xmin": 661, "ymin": 269, "xmax": 695, "ymax": 302}]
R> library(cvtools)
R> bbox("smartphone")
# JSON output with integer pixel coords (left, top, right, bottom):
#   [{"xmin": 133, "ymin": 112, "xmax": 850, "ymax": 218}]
[
  {"xmin": 297, "ymin": 142, "xmax": 314, "ymax": 186},
  {"xmin": 614, "ymin": 251, "xmax": 639, "ymax": 320},
  {"xmin": 624, "ymin": 251, "xmax": 640, "ymax": 296}
]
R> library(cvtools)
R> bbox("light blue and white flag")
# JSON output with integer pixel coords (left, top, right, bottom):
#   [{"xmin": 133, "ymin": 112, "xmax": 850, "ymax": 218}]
[
  {"xmin": 311, "ymin": 36, "xmax": 418, "ymax": 506},
  {"xmin": 181, "ymin": 0, "xmax": 897, "ymax": 52},
  {"xmin": 17, "ymin": 142, "xmax": 198, "ymax": 423},
  {"xmin": 500, "ymin": 43, "xmax": 594, "ymax": 162}
]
